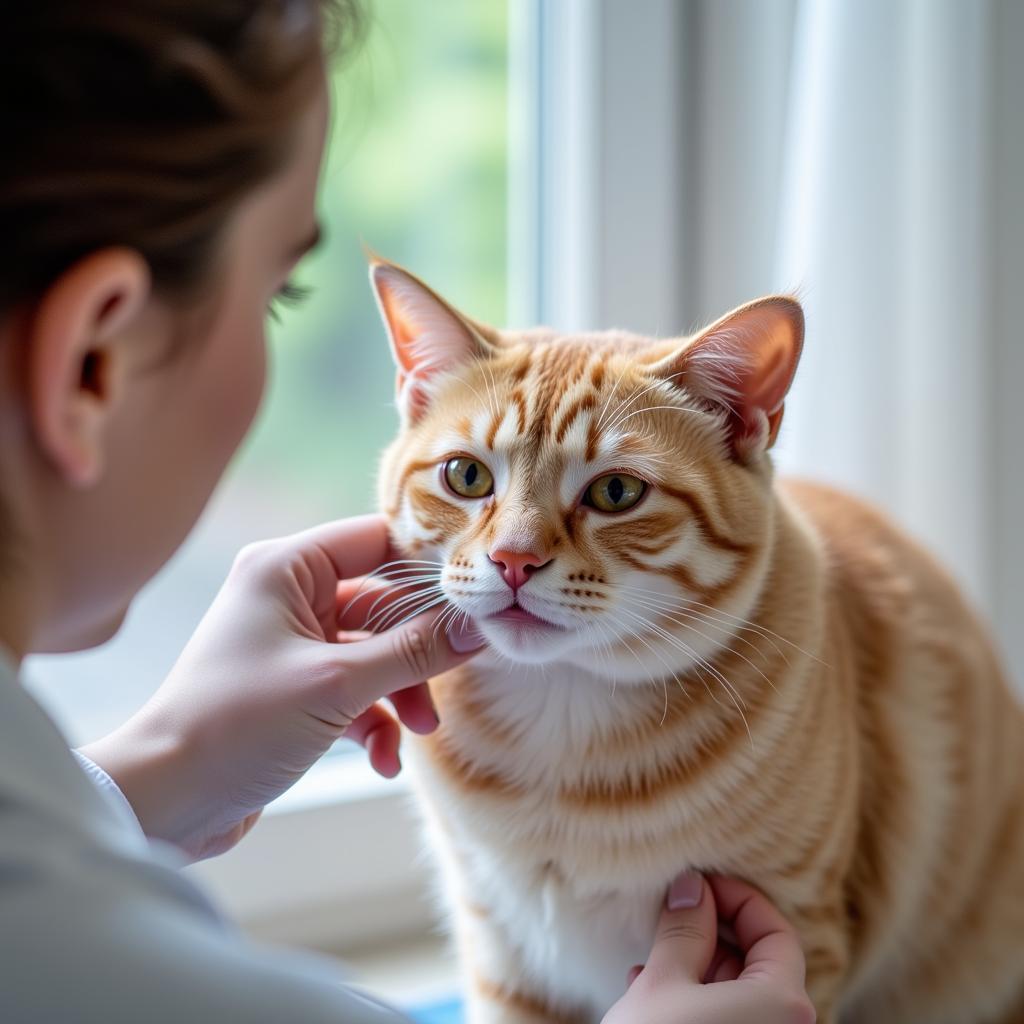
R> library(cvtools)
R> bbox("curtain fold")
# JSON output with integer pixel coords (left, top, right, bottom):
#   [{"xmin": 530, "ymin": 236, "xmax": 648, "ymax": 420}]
[{"xmin": 680, "ymin": 0, "xmax": 1021, "ymax": 677}]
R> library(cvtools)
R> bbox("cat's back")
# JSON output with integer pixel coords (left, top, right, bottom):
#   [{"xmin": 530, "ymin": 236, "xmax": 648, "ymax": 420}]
[
  {"xmin": 779, "ymin": 477, "xmax": 984, "ymax": 636},
  {"xmin": 779, "ymin": 478, "xmax": 1024, "ymax": 1024}
]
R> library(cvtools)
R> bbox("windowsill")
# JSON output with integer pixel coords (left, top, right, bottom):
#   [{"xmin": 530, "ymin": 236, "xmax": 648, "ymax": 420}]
[
  {"xmin": 338, "ymin": 933, "xmax": 459, "ymax": 1008},
  {"xmin": 188, "ymin": 747, "xmax": 433, "ymax": 953},
  {"xmin": 265, "ymin": 750, "xmax": 407, "ymax": 817}
]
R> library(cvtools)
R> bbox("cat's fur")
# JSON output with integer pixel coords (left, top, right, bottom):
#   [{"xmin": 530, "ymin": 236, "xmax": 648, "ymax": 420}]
[{"xmin": 370, "ymin": 258, "xmax": 1024, "ymax": 1024}]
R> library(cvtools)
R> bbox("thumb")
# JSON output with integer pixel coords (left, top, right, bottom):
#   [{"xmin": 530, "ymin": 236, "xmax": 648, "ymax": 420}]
[
  {"xmin": 332, "ymin": 610, "xmax": 484, "ymax": 709},
  {"xmin": 642, "ymin": 871, "xmax": 718, "ymax": 986}
]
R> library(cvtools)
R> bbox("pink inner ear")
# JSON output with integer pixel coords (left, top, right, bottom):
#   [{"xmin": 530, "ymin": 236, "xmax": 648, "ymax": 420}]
[
  {"xmin": 678, "ymin": 297, "xmax": 804, "ymax": 458},
  {"xmin": 746, "ymin": 315, "xmax": 802, "ymax": 415},
  {"xmin": 372, "ymin": 265, "xmax": 425, "ymax": 376}
]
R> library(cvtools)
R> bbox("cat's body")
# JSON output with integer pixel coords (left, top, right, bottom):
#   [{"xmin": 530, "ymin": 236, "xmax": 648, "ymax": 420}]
[
  {"xmin": 369, "ymin": 260, "xmax": 1024, "ymax": 1024},
  {"xmin": 405, "ymin": 481, "xmax": 1024, "ymax": 1024}
]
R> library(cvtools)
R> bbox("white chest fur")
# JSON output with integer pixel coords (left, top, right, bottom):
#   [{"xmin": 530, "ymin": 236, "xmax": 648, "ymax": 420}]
[
  {"xmin": 406, "ymin": 661, "xmax": 707, "ymax": 1020},
  {"xmin": 464, "ymin": 840, "xmax": 664, "ymax": 1016}
]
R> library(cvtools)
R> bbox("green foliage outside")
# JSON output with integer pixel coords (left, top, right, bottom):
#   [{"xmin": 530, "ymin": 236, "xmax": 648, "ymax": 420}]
[{"xmin": 235, "ymin": 0, "xmax": 509, "ymax": 519}]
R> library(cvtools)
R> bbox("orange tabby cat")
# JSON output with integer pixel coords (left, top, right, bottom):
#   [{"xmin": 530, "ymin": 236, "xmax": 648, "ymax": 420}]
[{"xmin": 369, "ymin": 257, "xmax": 1024, "ymax": 1024}]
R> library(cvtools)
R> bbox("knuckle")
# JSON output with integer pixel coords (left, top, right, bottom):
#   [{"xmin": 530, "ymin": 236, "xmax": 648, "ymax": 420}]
[
  {"xmin": 230, "ymin": 538, "xmax": 293, "ymax": 585},
  {"xmin": 232, "ymin": 539, "xmax": 276, "ymax": 573},
  {"xmin": 657, "ymin": 923, "xmax": 710, "ymax": 944},
  {"xmin": 392, "ymin": 626, "xmax": 434, "ymax": 679}
]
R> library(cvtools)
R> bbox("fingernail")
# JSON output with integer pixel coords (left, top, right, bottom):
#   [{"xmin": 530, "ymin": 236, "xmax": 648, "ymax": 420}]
[
  {"xmin": 667, "ymin": 870, "xmax": 704, "ymax": 910},
  {"xmin": 449, "ymin": 619, "xmax": 485, "ymax": 654}
]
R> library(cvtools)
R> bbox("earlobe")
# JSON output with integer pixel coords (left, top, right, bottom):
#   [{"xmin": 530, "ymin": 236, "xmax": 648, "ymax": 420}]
[{"xmin": 27, "ymin": 248, "xmax": 151, "ymax": 487}]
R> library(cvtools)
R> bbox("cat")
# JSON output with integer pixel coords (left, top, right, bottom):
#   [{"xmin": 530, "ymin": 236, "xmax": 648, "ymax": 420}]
[{"xmin": 369, "ymin": 256, "xmax": 1024, "ymax": 1024}]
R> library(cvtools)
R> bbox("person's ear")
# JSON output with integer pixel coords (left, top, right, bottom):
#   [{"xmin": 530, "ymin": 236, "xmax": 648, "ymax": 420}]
[{"xmin": 27, "ymin": 248, "xmax": 151, "ymax": 487}]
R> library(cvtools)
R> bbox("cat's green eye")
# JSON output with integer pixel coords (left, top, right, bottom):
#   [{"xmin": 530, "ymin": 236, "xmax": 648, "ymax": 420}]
[
  {"xmin": 444, "ymin": 457, "xmax": 494, "ymax": 498},
  {"xmin": 584, "ymin": 473, "xmax": 646, "ymax": 513}
]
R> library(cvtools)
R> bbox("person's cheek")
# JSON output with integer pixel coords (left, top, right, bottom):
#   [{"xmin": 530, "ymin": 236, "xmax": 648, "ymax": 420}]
[{"xmin": 202, "ymin": 314, "xmax": 268, "ymax": 460}]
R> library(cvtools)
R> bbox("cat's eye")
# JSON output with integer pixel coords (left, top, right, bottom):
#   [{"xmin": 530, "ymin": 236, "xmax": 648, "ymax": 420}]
[
  {"xmin": 583, "ymin": 473, "xmax": 646, "ymax": 513},
  {"xmin": 444, "ymin": 457, "xmax": 494, "ymax": 498}
]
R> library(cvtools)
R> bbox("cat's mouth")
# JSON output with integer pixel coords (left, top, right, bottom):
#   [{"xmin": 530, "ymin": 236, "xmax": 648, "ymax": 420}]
[{"xmin": 488, "ymin": 601, "xmax": 564, "ymax": 631}]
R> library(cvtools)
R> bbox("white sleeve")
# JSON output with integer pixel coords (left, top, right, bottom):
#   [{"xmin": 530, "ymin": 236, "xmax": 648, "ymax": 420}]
[
  {"xmin": 72, "ymin": 749, "xmax": 147, "ymax": 839},
  {"xmin": 0, "ymin": 828, "xmax": 416, "ymax": 1024},
  {"xmin": 1, "ymin": 664, "xmax": 416, "ymax": 1024}
]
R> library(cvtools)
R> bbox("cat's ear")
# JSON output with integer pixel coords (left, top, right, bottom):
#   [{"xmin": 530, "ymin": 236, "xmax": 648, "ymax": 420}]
[
  {"xmin": 652, "ymin": 296, "xmax": 804, "ymax": 462},
  {"xmin": 369, "ymin": 258, "xmax": 494, "ymax": 425}
]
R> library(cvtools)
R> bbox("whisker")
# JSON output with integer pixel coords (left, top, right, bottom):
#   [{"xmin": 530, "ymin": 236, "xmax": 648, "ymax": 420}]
[
  {"xmin": 339, "ymin": 559, "xmax": 444, "ymax": 619},
  {"xmin": 360, "ymin": 580, "xmax": 444, "ymax": 627},
  {"xmin": 600, "ymin": 608, "xmax": 694, "ymax": 720},
  {"xmin": 602, "ymin": 374, "xmax": 692, "ymax": 436},
  {"xmin": 372, "ymin": 596, "xmax": 449, "ymax": 635},
  {"xmin": 617, "ymin": 606, "xmax": 753, "ymax": 749},
  {"xmin": 623, "ymin": 592, "xmax": 774, "ymax": 663},
  {"xmin": 430, "ymin": 602, "xmax": 462, "ymax": 645},
  {"xmin": 461, "ymin": 375, "xmax": 497, "ymax": 423},
  {"xmin": 481, "ymin": 360, "xmax": 502, "ymax": 422},
  {"xmin": 612, "ymin": 405, "xmax": 713, "ymax": 429},
  {"xmin": 365, "ymin": 587, "xmax": 446, "ymax": 632},
  {"xmin": 623, "ymin": 596, "xmax": 779, "ymax": 694},
  {"xmin": 610, "ymin": 582, "xmax": 813, "ymax": 664},
  {"xmin": 594, "ymin": 361, "xmax": 633, "ymax": 433}
]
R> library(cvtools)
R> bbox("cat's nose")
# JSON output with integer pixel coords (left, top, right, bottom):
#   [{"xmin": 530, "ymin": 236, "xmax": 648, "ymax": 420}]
[{"xmin": 489, "ymin": 549, "xmax": 551, "ymax": 592}]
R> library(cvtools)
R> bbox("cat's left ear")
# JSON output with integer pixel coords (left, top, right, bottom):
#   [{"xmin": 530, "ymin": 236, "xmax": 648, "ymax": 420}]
[
  {"xmin": 651, "ymin": 296, "xmax": 804, "ymax": 462},
  {"xmin": 369, "ymin": 257, "xmax": 495, "ymax": 426}
]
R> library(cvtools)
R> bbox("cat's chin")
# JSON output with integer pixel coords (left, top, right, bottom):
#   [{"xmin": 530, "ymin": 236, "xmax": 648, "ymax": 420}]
[{"xmin": 475, "ymin": 616, "xmax": 581, "ymax": 665}]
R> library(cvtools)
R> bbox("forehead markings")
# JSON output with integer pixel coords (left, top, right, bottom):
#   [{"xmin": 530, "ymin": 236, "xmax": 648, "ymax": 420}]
[
  {"xmin": 521, "ymin": 344, "xmax": 586, "ymax": 440},
  {"xmin": 484, "ymin": 407, "xmax": 504, "ymax": 450},
  {"xmin": 553, "ymin": 392, "xmax": 599, "ymax": 445},
  {"xmin": 510, "ymin": 388, "xmax": 528, "ymax": 434}
]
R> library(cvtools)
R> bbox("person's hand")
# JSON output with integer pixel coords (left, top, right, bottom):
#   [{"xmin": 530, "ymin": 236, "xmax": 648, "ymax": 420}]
[
  {"xmin": 604, "ymin": 873, "xmax": 815, "ymax": 1024},
  {"xmin": 81, "ymin": 514, "xmax": 483, "ymax": 861}
]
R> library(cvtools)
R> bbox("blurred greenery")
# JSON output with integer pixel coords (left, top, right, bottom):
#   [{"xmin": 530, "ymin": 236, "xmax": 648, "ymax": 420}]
[
  {"xmin": 25, "ymin": 1, "xmax": 509, "ymax": 743},
  {"xmin": 235, "ymin": 0, "xmax": 509, "ymax": 519}
]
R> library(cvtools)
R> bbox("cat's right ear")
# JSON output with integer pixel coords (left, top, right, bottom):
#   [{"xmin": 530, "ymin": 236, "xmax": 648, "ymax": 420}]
[{"xmin": 369, "ymin": 259, "xmax": 492, "ymax": 426}]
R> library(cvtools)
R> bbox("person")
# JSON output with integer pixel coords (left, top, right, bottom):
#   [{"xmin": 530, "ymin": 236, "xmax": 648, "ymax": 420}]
[{"xmin": 0, "ymin": 1, "xmax": 815, "ymax": 1021}]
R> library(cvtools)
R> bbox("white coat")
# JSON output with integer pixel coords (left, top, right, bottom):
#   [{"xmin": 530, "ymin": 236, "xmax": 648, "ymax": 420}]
[{"xmin": 0, "ymin": 650, "xmax": 410, "ymax": 1023}]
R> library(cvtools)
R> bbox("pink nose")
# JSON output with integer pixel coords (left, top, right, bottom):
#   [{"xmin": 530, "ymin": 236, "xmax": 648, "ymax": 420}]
[{"xmin": 489, "ymin": 549, "xmax": 550, "ymax": 591}]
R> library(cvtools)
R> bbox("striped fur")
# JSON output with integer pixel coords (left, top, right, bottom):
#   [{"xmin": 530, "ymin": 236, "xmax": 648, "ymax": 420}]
[{"xmin": 373, "ymin": 267, "xmax": 1024, "ymax": 1024}]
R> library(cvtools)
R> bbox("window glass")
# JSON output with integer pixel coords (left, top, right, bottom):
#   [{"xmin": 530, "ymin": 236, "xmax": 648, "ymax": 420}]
[{"xmin": 26, "ymin": 0, "xmax": 509, "ymax": 746}]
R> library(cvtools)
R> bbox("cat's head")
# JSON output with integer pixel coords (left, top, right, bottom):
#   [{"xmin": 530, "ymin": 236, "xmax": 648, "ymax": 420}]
[{"xmin": 372, "ymin": 259, "xmax": 803, "ymax": 682}]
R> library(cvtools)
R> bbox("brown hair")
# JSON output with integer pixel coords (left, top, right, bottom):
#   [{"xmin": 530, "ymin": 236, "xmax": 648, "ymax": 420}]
[{"xmin": 0, "ymin": 0, "xmax": 362, "ymax": 313}]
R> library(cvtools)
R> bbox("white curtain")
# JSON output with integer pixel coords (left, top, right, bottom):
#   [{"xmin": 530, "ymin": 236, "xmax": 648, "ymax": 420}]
[
  {"xmin": 533, "ymin": 0, "xmax": 1023, "ymax": 680},
  {"xmin": 671, "ymin": 0, "xmax": 1024, "ymax": 679}
]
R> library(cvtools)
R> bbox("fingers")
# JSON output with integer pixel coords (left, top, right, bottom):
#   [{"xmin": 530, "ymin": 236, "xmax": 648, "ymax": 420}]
[
  {"xmin": 336, "ymin": 576, "xmax": 430, "ymax": 634},
  {"xmin": 388, "ymin": 682, "xmax": 440, "ymax": 735},
  {"xmin": 705, "ymin": 876, "xmax": 807, "ymax": 991},
  {"xmin": 641, "ymin": 871, "xmax": 718, "ymax": 985},
  {"xmin": 332, "ymin": 609, "xmax": 484, "ymax": 710},
  {"xmin": 344, "ymin": 703, "xmax": 402, "ymax": 778},
  {"xmin": 703, "ymin": 942, "xmax": 743, "ymax": 984},
  {"xmin": 288, "ymin": 514, "xmax": 393, "ymax": 582}
]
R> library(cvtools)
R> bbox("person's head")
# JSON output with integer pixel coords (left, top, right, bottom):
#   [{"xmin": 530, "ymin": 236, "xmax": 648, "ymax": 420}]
[{"xmin": 0, "ymin": 0, "xmax": 361, "ymax": 656}]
